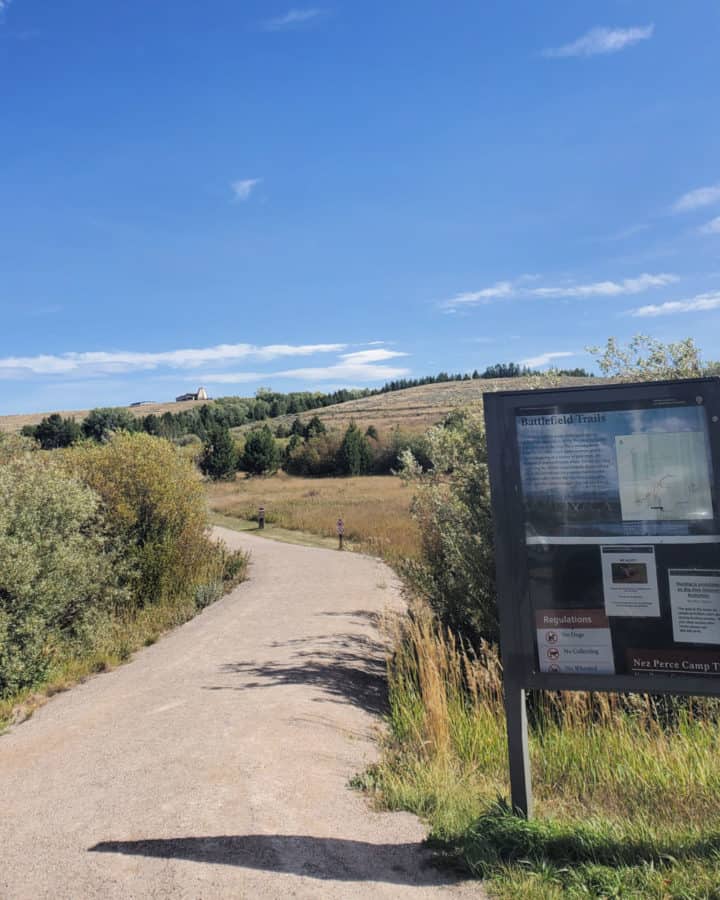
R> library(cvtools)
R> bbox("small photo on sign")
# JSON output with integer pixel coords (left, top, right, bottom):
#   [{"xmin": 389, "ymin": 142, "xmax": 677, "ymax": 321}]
[{"xmin": 611, "ymin": 562, "xmax": 648, "ymax": 585}]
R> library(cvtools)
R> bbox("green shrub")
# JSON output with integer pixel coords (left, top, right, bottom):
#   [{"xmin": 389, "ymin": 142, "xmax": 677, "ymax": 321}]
[
  {"xmin": 400, "ymin": 411, "xmax": 498, "ymax": 645},
  {"xmin": 63, "ymin": 432, "xmax": 211, "ymax": 607},
  {"xmin": 82, "ymin": 407, "xmax": 138, "ymax": 442},
  {"xmin": 284, "ymin": 431, "xmax": 342, "ymax": 476},
  {"xmin": 0, "ymin": 456, "xmax": 127, "ymax": 698}
]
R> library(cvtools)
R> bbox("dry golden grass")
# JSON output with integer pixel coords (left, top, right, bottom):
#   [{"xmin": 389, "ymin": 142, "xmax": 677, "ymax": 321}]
[
  {"xmin": 0, "ymin": 399, "xmax": 210, "ymax": 434},
  {"xmin": 206, "ymin": 471, "xmax": 421, "ymax": 561}
]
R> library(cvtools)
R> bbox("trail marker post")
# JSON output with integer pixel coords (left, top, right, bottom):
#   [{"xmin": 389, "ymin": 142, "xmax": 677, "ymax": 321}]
[
  {"xmin": 484, "ymin": 377, "xmax": 720, "ymax": 819},
  {"xmin": 258, "ymin": 506, "xmax": 265, "ymax": 530},
  {"xmin": 337, "ymin": 517, "xmax": 344, "ymax": 550}
]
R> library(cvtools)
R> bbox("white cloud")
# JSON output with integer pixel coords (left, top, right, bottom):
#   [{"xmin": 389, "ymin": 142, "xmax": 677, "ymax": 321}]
[
  {"xmin": 231, "ymin": 178, "xmax": 261, "ymax": 201},
  {"xmin": 192, "ymin": 348, "xmax": 409, "ymax": 386},
  {"xmin": 543, "ymin": 25, "xmax": 654, "ymax": 58},
  {"xmin": 340, "ymin": 349, "xmax": 408, "ymax": 365},
  {"xmin": 0, "ymin": 342, "xmax": 347, "ymax": 379},
  {"xmin": 673, "ymin": 184, "xmax": 720, "ymax": 213},
  {"xmin": 0, "ymin": 1, "xmax": 11, "ymax": 13},
  {"xmin": 263, "ymin": 8, "xmax": 323, "ymax": 30},
  {"xmin": 440, "ymin": 273, "xmax": 676, "ymax": 308},
  {"xmin": 699, "ymin": 217, "xmax": 720, "ymax": 235},
  {"xmin": 531, "ymin": 273, "xmax": 677, "ymax": 298},
  {"xmin": 630, "ymin": 291, "xmax": 720, "ymax": 317},
  {"xmin": 441, "ymin": 281, "xmax": 515, "ymax": 309},
  {"xmin": 521, "ymin": 351, "xmax": 575, "ymax": 368}
]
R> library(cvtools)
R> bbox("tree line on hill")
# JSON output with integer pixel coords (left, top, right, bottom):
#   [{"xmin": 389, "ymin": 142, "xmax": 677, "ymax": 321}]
[
  {"xmin": 199, "ymin": 415, "xmax": 431, "ymax": 480},
  {"xmin": 20, "ymin": 362, "xmax": 592, "ymax": 451}
]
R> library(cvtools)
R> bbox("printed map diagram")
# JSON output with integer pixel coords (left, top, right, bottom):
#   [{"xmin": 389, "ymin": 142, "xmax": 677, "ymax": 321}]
[{"xmin": 615, "ymin": 431, "xmax": 714, "ymax": 521}]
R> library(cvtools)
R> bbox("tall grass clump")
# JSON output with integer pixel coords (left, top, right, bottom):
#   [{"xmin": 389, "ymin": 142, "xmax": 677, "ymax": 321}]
[{"xmin": 365, "ymin": 607, "xmax": 720, "ymax": 895}]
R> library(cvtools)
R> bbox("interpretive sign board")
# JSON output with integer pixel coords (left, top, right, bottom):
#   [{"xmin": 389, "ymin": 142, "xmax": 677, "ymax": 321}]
[{"xmin": 484, "ymin": 377, "xmax": 720, "ymax": 815}]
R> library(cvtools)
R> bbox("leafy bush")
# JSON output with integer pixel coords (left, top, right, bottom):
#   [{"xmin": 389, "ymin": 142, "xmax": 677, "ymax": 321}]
[
  {"xmin": 0, "ymin": 433, "xmax": 36, "ymax": 464},
  {"xmin": 63, "ymin": 433, "xmax": 211, "ymax": 606},
  {"xmin": 0, "ymin": 456, "xmax": 127, "ymax": 698},
  {"xmin": 587, "ymin": 334, "xmax": 706, "ymax": 380},
  {"xmin": 82, "ymin": 407, "xmax": 138, "ymax": 441},
  {"xmin": 284, "ymin": 431, "xmax": 342, "ymax": 476},
  {"xmin": 400, "ymin": 411, "xmax": 498, "ymax": 645}
]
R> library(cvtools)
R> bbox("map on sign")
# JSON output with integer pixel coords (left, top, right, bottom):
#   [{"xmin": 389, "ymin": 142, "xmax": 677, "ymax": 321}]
[{"xmin": 616, "ymin": 431, "xmax": 713, "ymax": 522}]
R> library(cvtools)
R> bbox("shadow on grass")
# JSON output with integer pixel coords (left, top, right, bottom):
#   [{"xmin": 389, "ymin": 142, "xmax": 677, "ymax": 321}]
[
  {"xmin": 204, "ymin": 629, "xmax": 389, "ymax": 716},
  {"xmin": 458, "ymin": 800, "xmax": 720, "ymax": 880},
  {"xmin": 89, "ymin": 834, "xmax": 460, "ymax": 886}
]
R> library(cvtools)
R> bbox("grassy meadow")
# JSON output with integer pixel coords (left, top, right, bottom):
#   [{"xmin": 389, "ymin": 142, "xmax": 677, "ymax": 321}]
[{"xmin": 205, "ymin": 471, "xmax": 422, "ymax": 562}]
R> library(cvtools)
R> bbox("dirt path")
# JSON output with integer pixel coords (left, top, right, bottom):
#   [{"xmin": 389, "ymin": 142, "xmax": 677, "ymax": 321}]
[{"xmin": 0, "ymin": 528, "xmax": 480, "ymax": 899}]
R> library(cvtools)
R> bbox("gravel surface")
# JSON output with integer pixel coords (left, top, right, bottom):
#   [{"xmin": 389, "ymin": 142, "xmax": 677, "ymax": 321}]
[{"xmin": 0, "ymin": 527, "xmax": 481, "ymax": 899}]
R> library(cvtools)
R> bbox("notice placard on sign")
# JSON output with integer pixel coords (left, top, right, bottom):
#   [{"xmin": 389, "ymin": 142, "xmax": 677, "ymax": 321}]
[
  {"xmin": 600, "ymin": 546, "xmax": 660, "ymax": 618},
  {"xmin": 535, "ymin": 609, "xmax": 615, "ymax": 675},
  {"xmin": 669, "ymin": 570, "xmax": 720, "ymax": 644}
]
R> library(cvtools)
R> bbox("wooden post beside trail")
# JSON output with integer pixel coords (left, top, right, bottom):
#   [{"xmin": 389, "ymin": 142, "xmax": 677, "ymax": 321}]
[
  {"xmin": 337, "ymin": 517, "xmax": 344, "ymax": 550},
  {"xmin": 258, "ymin": 506, "xmax": 265, "ymax": 530}
]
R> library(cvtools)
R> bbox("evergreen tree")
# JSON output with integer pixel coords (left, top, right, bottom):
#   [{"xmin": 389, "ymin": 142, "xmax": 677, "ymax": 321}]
[
  {"xmin": 199, "ymin": 424, "xmax": 238, "ymax": 480},
  {"xmin": 337, "ymin": 422, "xmax": 372, "ymax": 475},
  {"xmin": 242, "ymin": 426, "xmax": 280, "ymax": 475},
  {"xmin": 30, "ymin": 414, "xmax": 82, "ymax": 449}
]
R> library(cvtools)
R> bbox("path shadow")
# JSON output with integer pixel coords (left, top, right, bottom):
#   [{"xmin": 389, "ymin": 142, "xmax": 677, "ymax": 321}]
[
  {"xmin": 204, "ymin": 631, "xmax": 389, "ymax": 716},
  {"xmin": 89, "ymin": 834, "xmax": 461, "ymax": 886}
]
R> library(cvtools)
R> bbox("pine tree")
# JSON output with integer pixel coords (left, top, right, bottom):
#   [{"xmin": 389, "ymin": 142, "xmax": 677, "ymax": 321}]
[{"xmin": 199, "ymin": 424, "xmax": 238, "ymax": 480}]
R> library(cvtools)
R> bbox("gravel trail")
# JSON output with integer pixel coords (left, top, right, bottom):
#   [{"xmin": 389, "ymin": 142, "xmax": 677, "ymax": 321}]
[{"xmin": 0, "ymin": 527, "xmax": 481, "ymax": 899}]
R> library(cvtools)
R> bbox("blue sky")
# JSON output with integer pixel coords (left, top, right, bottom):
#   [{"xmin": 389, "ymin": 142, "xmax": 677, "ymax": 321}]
[{"xmin": 1, "ymin": 0, "xmax": 719, "ymax": 415}]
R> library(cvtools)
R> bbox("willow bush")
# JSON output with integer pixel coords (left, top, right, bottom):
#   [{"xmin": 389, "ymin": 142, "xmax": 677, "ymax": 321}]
[
  {"xmin": 0, "ymin": 454, "xmax": 127, "ymax": 698},
  {"xmin": 63, "ymin": 432, "xmax": 214, "ymax": 607}
]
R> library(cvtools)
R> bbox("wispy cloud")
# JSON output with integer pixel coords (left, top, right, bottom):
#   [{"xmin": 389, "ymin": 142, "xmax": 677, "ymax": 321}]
[
  {"xmin": 630, "ymin": 291, "xmax": 720, "ymax": 317},
  {"xmin": 543, "ymin": 25, "xmax": 654, "ymax": 58},
  {"xmin": 231, "ymin": 178, "xmax": 261, "ymax": 201},
  {"xmin": 441, "ymin": 281, "xmax": 515, "ymax": 309},
  {"xmin": 0, "ymin": 342, "xmax": 347, "ymax": 379},
  {"xmin": 673, "ymin": 184, "xmax": 720, "ymax": 213},
  {"xmin": 0, "ymin": 0, "xmax": 11, "ymax": 14},
  {"xmin": 699, "ymin": 217, "xmax": 720, "ymax": 235},
  {"xmin": 440, "ymin": 273, "xmax": 676, "ymax": 309},
  {"xmin": 262, "ymin": 8, "xmax": 324, "ymax": 30},
  {"xmin": 531, "ymin": 273, "xmax": 677, "ymax": 298},
  {"xmin": 521, "ymin": 351, "xmax": 575, "ymax": 368},
  {"xmin": 197, "ymin": 349, "xmax": 410, "ymax": 385}
]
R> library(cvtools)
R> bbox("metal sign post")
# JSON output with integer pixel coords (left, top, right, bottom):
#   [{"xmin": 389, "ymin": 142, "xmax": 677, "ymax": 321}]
[
  {"xmin": 337, "ymin": 518, "xmax": 344, "ymax": 550},
  {"xmin": 484, "ymin": 377, "xmax": 720, "ymax": 818}
]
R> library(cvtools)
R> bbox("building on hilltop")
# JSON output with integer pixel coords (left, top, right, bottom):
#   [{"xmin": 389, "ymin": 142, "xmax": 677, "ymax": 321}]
[{"xmin": 175, "ymin": 386, "xmax": 209, "ymax": 403}]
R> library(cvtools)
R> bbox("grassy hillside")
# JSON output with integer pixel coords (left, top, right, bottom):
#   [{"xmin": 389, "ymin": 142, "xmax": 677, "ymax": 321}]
[
  {"xmin": 248, "ymin": 375, "xmax": 597, "ymax": 435},
  {"xmin": 0, "ymin": 399, "xmax": 209, "ymax": 434}
]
